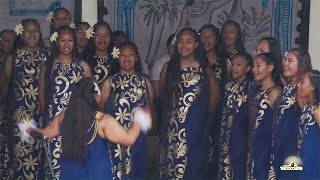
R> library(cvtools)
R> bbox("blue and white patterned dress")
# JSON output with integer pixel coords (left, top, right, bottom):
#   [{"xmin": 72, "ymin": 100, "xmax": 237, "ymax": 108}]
[
  {"xmin": 46, "ymin": 61, "xmax": 84, "ymax": 179},
  {"xmin": 160, "ymin": 66, "xmax": 210, "ymax": 179}
]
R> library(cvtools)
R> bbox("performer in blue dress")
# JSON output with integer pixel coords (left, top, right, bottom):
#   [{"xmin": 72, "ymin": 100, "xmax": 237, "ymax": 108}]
[
  {"xmin": 0, "ymin": 29, "xmax": 16, "ymax": 176},
  {"xmin": 39, "ymin": 25, "xmax": 91, "ymax": 179},
  {"xmin": 217, "ymin": 52, "xmax": 252, "ymax": 179},
  {"xmin": 296, "ymin": 70, "xmax": 320, "ymax": 179},
  {"xmin": 24, "ymin": 77, "xmax": 149, "ymax": 179},
  {"xmin": 199, "ymin": 25, "xmax": 226, "ymax": 178},
  {"xmin": 0, "ymin": 19, "xmax": 48, "ymax": 179},
  {"xmin": 270, "ymin": 48, "xmax": 312, "ymax": 179},
  {"xmin": 100, "ymin": 41, "xmax": 153, "ymax": 179},
  {"xmin": 247, "ymin": 53, "xmax": 282, "ymax": 179},
  {"xmin": 159, "ymin": 28, "xmax": 218, "ymax": 179},
  {"xmin": 83, "ymin": 21, "xmax": 117, "ymax": 85}
]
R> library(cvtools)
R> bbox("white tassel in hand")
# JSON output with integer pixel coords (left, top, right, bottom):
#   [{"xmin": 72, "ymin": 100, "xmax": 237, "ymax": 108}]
[
  {"xmin": 130, "ymin": 105, "xmax": 152, "ymax": 134},
  {"xmin": 17, "ymin": 118, "xmax": 37, "ymax": 143}
]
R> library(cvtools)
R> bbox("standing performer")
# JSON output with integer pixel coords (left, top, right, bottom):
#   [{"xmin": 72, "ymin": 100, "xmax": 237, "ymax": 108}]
[
  {"xmin": 83, "ymin": 21, "xmax": 117, "ymax": 85},
  {"xmin": 39, "ymin": 25, "xmax": 91, "ymax": 179},
  {"xmin": 21, "ymin": 77, "xmax": 151, "ymax": 179},
  {"xmin": 0, "ymin": 19, "xmax": 48, "ymax": 179},
  {"xmin": 296, "ymin": 70, "xmax": 320, "ymax": 179},
  {"xmin": 247, "ymin": 53, "xmax": 282, "ymax": 179},
  {"xmin": 100, "ymin": 41, "xmax": 153, "ymax": 179},
  {"xmin": 159, "ymin": 28, "xmax": 218, "ymax": 179},
  {"xmin": 270, "ymin": 48, "xmax": 312, "ymax": 179},
  {"xmin": 217, "ymin": 52, "xmax": 252, "ymax": 180}
]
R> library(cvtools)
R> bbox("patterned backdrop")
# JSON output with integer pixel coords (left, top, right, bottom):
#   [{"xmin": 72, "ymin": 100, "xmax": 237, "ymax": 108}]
[
  {"xmin": 104, "ymin": 0, "xmax": 301, "ymax": 69},
  {"xmin": 0, "ymin": 0, "xmax": 302, "ymax": 70}
]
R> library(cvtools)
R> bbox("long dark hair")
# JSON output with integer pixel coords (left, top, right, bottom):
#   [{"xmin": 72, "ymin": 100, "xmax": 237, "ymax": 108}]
[
  {"xmin": 61, "ymin": 77, "xmax": 100, "ymax": 159},
  {"xmin": 82, "ymin": 21, "xmax": 113, "ymax": 58},
  {"xmin": 220, "ymin": 20, "xmax": 246, "ymax": 53},
  {"xmin": 255, "ymin": 52, "xmax": 282, "ymax": 87},
  {"xmin": 257, "ymin": 37, "xmax": 282, "ymax": 74},
  {"xmin": 45, "ymin": 25, "xmax": 79, "ymax": 119},
  {"xmin": 308, "ymin": 70, "xmax": 320, "ymax": 104},
  {"xmin": 199, "ymin": 24, "xmax": 221, "ymax": 54},
  {"xmin": 165, "ymin": 28, "xmax": 208, "ymax": 104},
  {"xmin": 286, "ymin": 48, "xmax": 312, "ymax": 82},
  {"xmin": 118, "ymin": 41, "xmax": 142, "ymax": 74},
  {"xmin": 12, "ymin": 19, "xmax": 44, "ymax": 53},
  {"xmin": 50, "ymin": 7, "xmax": 71, "ymax": 34}
]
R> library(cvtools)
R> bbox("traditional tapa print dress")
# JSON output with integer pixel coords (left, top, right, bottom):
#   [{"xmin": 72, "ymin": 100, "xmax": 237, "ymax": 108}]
[
  {"xmin": 247, "ymin": 86, "xmax": 275, "ymax": 180},
  {"xmin": 3, "ymin": 48, "xmax": 47, "ymax": 179},
  {"xmin": 269, "ymin": 84, "xmax": 300, "ymax": 180},
  {"xmin": 297, "ymin": 103, "xmax": 320, "ymax": 179},
  {"xmin": 218, "ymin": 79, "xmax": 250, "ymax": 180},
  {"xmin": 159, "ymin": 66, "xmax": 210, "ymax": 179},
  {"xmin": 46, "ymin": 61, "xmax": 84, "ymax": 179},
  {"xmin": 105, "ymin": 73, "xmax": 148, "ymax": 179},
  {"xmin": 91, "ymin": 55, "xmax": 115, "ymax": 84}
]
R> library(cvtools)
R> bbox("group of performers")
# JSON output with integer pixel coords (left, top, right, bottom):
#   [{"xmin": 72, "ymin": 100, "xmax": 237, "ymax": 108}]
[{"xmin": 0, "ymin": 6, "xmax": 319, "ymax": 180}]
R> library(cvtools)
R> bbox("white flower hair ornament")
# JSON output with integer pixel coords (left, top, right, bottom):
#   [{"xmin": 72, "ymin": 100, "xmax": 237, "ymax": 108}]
[
  {"xmin": 50, "ymin": 32, "xmax": 58, "ymax": 42},
  {"xmin": 85, "ymin": 27, "xmax": 95, "ymax": 39},
  {"xmin": 69, "ymin": 22, "xmax": 76, "ymax": 29},
  {"xmin": 111, "ymin": 47, "xmax": 120, "ymax": 59},
  {"xmin": 130, "ymin": 105, "xmax": 152, "ymax": 133},
  {"xmin": 15, "ymin": 24, "xmax": 24, "ymax": 35},
  {"xmin": 94, "ymin": 82, "xmax": 101, "ymax": 95},
  {"xmin": 172, "ymin": 33, "xmax": 177, "ymax": 45},
  {"xmin": 17, "ymin": 118, "xmax": 37, "ymax": 143},
  {"xmin": 47, "ymin": 11, "xmax": 54, "ymax": 22}
]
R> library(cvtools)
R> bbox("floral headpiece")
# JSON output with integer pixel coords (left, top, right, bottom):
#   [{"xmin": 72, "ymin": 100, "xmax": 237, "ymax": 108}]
[
  {"xmin": 85, "ymin": 27, "xmax": 95, "ymax": 39},
  {"xmin": 50, "ymin": 32, "xmax": 58, "ymax": 42},
  {"xmin": 47, "ymin": 11, "xmax": 54, "ymax": 22},
  {"xmin": 111, "ymin": 47, "xmax": 120, "ymax": 59},
  {"xmin": 15, "ymin": 24, "xmax": 24, "ymax": 35},
  {"xmin": 69, "ymin": 22, "xmax": 76, "ymax": 29}
]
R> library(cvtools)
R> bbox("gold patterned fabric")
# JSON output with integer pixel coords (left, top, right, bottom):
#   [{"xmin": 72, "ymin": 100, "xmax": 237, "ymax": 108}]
[
  {"xmin": 46, "ymin": 61, "xmax": 84, "ymax": 179},
  {"xmin": 217, "ymin": 79, "xmax": 249, "ymax": 180},
  {"xmin": 92, "ymin": 56, "xmax": 114, "ymax": 85},
  {"xmin": 159, "ymin": 66, "xmax": 209, "ymax": 179},
  {"xmin": 2, "ymin": 49, "xmax": 47, "ymax": 179},
  {"xmin": 106, "ymin": 74, "xmax": 148, "ymax": 179}
]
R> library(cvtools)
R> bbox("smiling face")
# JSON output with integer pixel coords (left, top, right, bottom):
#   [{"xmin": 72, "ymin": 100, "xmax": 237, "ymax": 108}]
[
  {"xmin": 231, "ymin": 55, "xmax": 251, "ymax": 82},
  {"xmin": 252, "ymin": 56, "xmax": 273, "ymax": 82},
  {"xmin": 119, "ymin": 45, "xmax": 137, "ymax": 74},
  {"xmin": 93, "ymin": 25, "xmax": 111, "ymax": 53},
  {"xmin": 222, "ymin": 23, "xmax": 237, "ymax": 48},
  {"xmin": 282, "ymin": 51, "xmax": 298, "ymax": 80},
  {"xmin": 177, "ymin": 30, "xmax": 198, "ymax": 58},
  {"xmin": 297, "ymin": 72, "xmax": 314, "ymax": 99},
  {"xmin": 200, "ymin": 27, "xmax": 217, "ymax": 53},
  {"xmin": 0, "ymin": 30, "xmax": 16, "ymax": 54},
  {"xmin": 22, "ymin": 21, "xmax": 41, "ymax": 51},
  {"xmin": 56, "ymin": 30, "xmax": 74, "ymax": 56},
  {"xmin": 254, "ymin": 40, "xmax": 270, "ymax": 57},
  {"xmin": 75, "ymin": 24, "xmax": 89, "ymax": 49},
  {"xmin": 52, "ymin": 9, "xmax": 71, "ymax": 29}
]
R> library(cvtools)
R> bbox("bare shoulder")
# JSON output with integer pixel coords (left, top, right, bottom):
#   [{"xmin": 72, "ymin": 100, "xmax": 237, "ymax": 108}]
[
  {"xmin": 313, "ymin": 105, "xmax": 320, "ymax": 127},
  {"xmin": 269, "ymin": 86, "xmax": 282, "ymax": 106},
  {"xmin": 225, "ymin": 82, "xmax": 232, "ymax": 91}
]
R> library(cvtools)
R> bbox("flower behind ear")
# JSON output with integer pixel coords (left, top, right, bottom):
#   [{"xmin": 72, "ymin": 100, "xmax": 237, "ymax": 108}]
[
  {"xmin": 85, "ymin": 27, "xmax": 95, "ymax": 39},
  {"xmin": 15, "ymin": 24, "xmax": 24, "ymax": 35},
  {"xmin": 50, "ymin": 32, "xmax": 58, "ymax": 42},
  {"xmin": 69, "ymin": 22, "xmax": 76, "ymax": 29},
  {"xmin": 111, "ymin": 47, "xmax": 120, "ymax": 59},
  {"xmin": 47, "ymin": 11, "xmax": 54, "ymax": 22}
]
